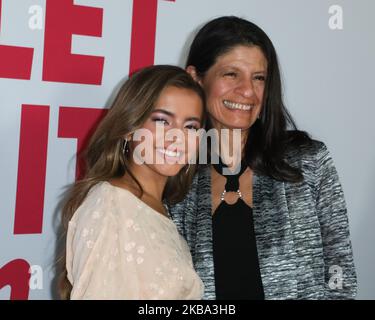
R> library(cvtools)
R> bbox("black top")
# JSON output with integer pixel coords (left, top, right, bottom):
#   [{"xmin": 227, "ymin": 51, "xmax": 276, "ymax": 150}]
[{"xmin": 212, "ymin": 158, "xmax": 264, "ymax": 300}]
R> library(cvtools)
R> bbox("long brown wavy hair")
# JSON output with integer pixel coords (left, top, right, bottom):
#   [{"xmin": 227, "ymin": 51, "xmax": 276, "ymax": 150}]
[{"xmin": 57, "ymin": 65, "xmax": 205, "ymax": 299}]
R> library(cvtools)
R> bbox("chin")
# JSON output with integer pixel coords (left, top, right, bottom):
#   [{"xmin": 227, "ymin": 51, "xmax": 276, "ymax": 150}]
[
  {"xmin": 223, "ymin": 120, "xmax": 255, "ymax": 130},
  {"xmin": 153, "ymin": 164, "xmax": 183, "ymax": 177}
]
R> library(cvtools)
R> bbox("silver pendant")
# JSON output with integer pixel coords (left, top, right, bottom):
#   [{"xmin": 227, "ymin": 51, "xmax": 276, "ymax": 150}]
[{"xmin": 220, "ymin": 189, "xmax": 242, "ymax": 201}]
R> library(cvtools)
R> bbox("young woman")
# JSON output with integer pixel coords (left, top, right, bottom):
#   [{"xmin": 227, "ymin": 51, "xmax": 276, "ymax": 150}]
[{"xmin": 59, "ymin": 65, "xmax": 206, "ymax": 299}]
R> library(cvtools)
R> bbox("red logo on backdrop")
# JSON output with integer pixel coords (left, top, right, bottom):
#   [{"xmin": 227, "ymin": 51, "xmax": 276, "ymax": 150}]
[{"xmin": 0, "ymin": 0, "xmax": 175, "ymax": 299}]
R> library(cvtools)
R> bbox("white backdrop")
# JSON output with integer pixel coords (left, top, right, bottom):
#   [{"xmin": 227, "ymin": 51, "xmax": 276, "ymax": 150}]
[{"xmin": 0, "ymin": 0, "xmax": 374, "ymax": 299}]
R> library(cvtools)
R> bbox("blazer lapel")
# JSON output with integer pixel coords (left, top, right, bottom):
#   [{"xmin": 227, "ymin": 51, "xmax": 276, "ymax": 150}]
[
  {"xmin": 195, "ymin": 166, "xmax": 216, "ymax": 299},
  {"xmin": 253, "ymin": 173, "xmax": 298, "ymax": 299}
]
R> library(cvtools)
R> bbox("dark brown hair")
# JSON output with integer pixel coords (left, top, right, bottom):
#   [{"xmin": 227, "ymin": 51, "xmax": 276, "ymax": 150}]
[{"xmin": 187, "ymin": 16, "xmax": 313, "ymax": 182}]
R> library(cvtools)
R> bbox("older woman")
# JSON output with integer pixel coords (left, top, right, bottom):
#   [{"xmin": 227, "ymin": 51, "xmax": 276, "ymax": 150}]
[{"xmin": 169, "ymin": 16, "xmax": 357, "ymax": 300}]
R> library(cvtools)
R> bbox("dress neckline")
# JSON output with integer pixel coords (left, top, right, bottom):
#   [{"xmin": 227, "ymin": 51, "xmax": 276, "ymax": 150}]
[
  {"xmin": 212, "ymin": 156, "xmax": 248, "ymax": 192},
  {"xmin": 102, "ymin": 181, "xmax": 172, "ymax": 222}
]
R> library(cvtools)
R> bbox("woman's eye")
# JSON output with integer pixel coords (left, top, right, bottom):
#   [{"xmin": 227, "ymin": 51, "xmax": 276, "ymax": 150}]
[
  {"xmin": 224, "ymin": 72, "xmax": 237, "ymax": 78},
  {"xmin": 254, "ymin": 75, "xmax": 266, "ymax": 81},
  {"xmin": 152, "ymin": 118, "xmax": 169, "ymax": 125},
  {"xmin": 185, "ymin": 124, "xmax": 200, "ymax": 131}
]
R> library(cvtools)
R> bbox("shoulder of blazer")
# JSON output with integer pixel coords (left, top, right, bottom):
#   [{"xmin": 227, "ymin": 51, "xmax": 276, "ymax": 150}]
[
  {"xmin": 284, "ymin": 138, "xmax": 328, "ymax": 166},
  {"xmin": 283, "ymin": 139, "xmax": 331, "ymax": 188}
]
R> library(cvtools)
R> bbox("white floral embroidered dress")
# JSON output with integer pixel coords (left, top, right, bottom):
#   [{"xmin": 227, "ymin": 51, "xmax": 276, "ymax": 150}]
[{"xmin": 66, "ymin": 181, "xmax": 204, "ymax": 299}]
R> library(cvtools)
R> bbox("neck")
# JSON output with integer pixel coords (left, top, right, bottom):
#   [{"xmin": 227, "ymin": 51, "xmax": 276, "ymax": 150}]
[
  {"xmin": 124, "ymin": 161, "xmax": 167, "ymax": 201},
  {"xmin": 211, "ymin": 120, "xmax": 249, "ymax": 169}
]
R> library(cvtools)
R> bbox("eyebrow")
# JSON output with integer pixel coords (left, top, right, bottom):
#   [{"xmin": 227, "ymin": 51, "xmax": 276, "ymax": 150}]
[
  {"xmin": 152, "ymin": 109, "xmax": 201, "ymax": 122},
  {"xmin": 152, "ymin": 109, "xmax": 174, "ymax": 117},
  {"xmin": 253, "ymin": 71, "xmax": 267, "ymax": 75},
  {"xmin": 220, "ymin": 65, "xmax": 267, "ymax": 74}
]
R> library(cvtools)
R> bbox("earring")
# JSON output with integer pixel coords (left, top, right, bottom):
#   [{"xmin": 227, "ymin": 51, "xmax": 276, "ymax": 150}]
[
  {"xmin": 185, "ymin": 163, "xmax": 191, "ymax": 174},
  {"xmin": 122, "ymin": 138, "xmax": 129, "ymax": 154}
]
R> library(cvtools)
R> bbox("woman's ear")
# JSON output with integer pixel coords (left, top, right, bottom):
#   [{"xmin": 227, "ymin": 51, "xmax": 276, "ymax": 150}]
[{"xmin": 186, "ymin": 65, "xmax": 203, "ymax": 86}]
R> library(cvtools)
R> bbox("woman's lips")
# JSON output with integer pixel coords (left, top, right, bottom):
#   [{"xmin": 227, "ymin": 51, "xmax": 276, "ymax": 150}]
[
  {"xmin": 223, "ymin": 100, "xmax": 254, "ymax": 111},
  {"xmin": 156, "ymin": 147, "xmax": 185, "ymax": 163}
]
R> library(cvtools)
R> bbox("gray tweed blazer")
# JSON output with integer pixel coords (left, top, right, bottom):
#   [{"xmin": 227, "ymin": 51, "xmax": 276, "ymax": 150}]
[{"xmin": 169, "ymin": 140, "xmax": 357, "ymax": 300}]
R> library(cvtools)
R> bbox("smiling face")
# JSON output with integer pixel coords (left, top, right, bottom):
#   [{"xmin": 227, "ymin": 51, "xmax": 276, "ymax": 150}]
[
  {"xmin": 190, "ymin": 45, "xmax": 267, "ymax": 131},
  {"xmin": 131, "ymin": 85, "xmax": 203, "ymax": 177}
]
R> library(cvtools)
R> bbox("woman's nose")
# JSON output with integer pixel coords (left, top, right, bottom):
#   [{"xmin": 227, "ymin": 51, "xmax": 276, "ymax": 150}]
[
  {"xmin": 173, "ymin": 134, "xmax": 183, "ymax": 144},
  {"xmin": 165, "ymin": 127, "xmax": 184, "ymax": 144},
  {"xmin": 236, "ymin": 79, "xmax": 255, "ymax": 98}
]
